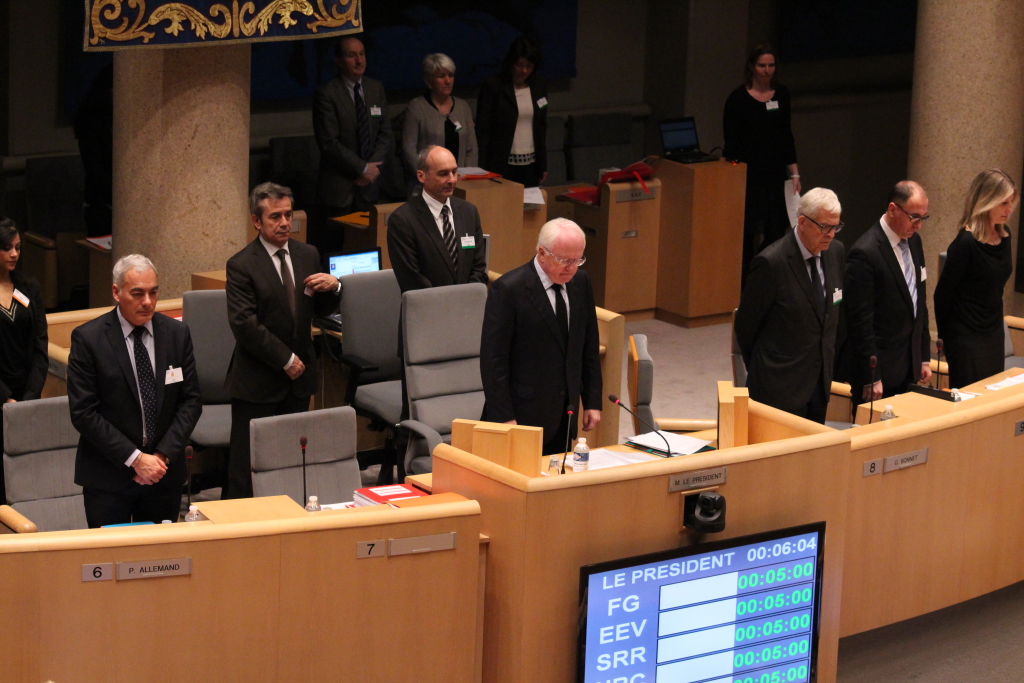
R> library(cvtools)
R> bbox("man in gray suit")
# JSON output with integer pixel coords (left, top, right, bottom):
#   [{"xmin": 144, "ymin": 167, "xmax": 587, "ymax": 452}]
[{"xmin": 311, "ymin": 36, "xmax": 393, "ymax": 254}]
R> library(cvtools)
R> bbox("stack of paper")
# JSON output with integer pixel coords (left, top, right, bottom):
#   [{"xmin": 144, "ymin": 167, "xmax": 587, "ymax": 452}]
[
  {"xmin": 587, "ymin": 448, "xmax": 660, "ymax": 470},
  {"xmin": 625, "ymin": 431, "xmax": 712, "ymax": 457},
  {"xmin": 353, "ymin": 484, "xmax": 427, "ymax": 507},
  {"xmin": 985, "ymin": 373, "xmax": 1024, "ymax": 391},
  {"xmin": 524, "ymin": 186, "xmax": 545, "ymax": 208}
]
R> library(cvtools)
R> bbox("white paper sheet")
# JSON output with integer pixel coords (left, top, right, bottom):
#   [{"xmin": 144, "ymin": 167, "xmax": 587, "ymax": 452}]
[
  {"xmin": 587, "ymin": 448, "xmax": 660, "ymax": 470},
  {"xmin": 985, "ymin": 373, "xmax": 1024, "ymax": 391},
  {"xmin": 524, "ymin": 186, "xmax": 545, "ymax": 206},
  {"xmin": 626, "ymin": 431, "xmax": 711, "ymax": 456},
  {"xmin": 320, "ymin": 502, "xmax": 356, "ymax": 510},
  {"xmin": 86, "ymin": 235, "xmax": 112, "ymax": 251},
  {"xmin": 457, "ymin": 166, "xmax": 490, "ymax": 176}
]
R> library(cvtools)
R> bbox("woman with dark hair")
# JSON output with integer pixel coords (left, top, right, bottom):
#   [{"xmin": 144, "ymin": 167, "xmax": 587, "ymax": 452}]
[
  {"xmin": 724, "ymin": 44, "xmax": 800, "ymax": 284},
  {"xmin": 0, "ymin": 218, "xmax": 49, "ymax": 500},
  {"xmin": 476, "ymin": 36, "xmax": 548, "ymax": 187},
  {"xmin": 934, "ymin": 169, "xmax": 1019, "ymax": 388}
]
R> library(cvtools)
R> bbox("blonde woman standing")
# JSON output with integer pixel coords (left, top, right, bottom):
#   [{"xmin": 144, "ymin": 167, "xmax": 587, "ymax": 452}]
[{"xmin": 934, "ymin": 169, "xmax": 1019, "ymax": 388}]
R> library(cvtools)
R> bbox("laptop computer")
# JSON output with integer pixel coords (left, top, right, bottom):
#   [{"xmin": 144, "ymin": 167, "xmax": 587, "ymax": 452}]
[
  {"xmin": 316, "ymin": 248, "xmax": 384, "ymax": 332},
  {"xmin": 659, "ymin": 117, "xmax": 720, "ymax": 164}
]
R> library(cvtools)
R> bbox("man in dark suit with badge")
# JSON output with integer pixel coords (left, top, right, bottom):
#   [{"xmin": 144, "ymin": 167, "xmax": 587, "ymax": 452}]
[
  {"xmin": 480, "ymin": 218, "xmax": 602, "ymax": 455},
  {"xmin": 224, "ymin": 182, "xmax": 341, "ymax": 499},
  {"xmin": 312, "ymin": 35, "xmax": 393, "ymax": 254},
  {"xmin": 844, "ymin": 180, "xmax": 932, "ymax": 401},
  {"xmin": 735, "ymin": 188, "xmax": 846, "ymax": 423},
  {"xmin": 386, "ymin": 145, "xmax": 489, "ymax": 293},
  {"xmin": 67, "ymin": 254, "xmax": 202, "ymax": 527}
]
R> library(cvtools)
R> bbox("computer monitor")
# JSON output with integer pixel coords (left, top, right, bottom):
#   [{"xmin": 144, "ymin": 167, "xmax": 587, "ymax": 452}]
[
  {"xmin": 576, "ymin": 522, "xmax": 826, "ymax": 683},
  {"xmin": 660, "ymin": 117, "xmax": 701, "ymax": 154},
  {"xmin": 326, "ymin": 248, "xmax": 382, "ymax": 277}
]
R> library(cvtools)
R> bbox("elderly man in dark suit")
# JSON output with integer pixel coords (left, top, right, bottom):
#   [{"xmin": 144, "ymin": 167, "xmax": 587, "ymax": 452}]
[
  {"xmin": 845, "ymin": 180, "xmax": 932, "ymax": 401},
  {"xmin": 311, "ymin": 35, "xmax": 393, "ymax": 254},
  {"xmin": 67, "ymin": 254, "xmax": 202, "ymax": 527},
  {"xmin": 386, "ymin": 145, "xmax": 489, "ymax": 293},
  {"xmin": 735, "ymin": 188, "xmax": 846, "ymax": 423},
  {"xmin": 224, "ymin": 182, "xmax": 341, "ymax": 499},
  {"xmin": 480, "ymin": 218, "xmax": 602, "ymax": 455}
]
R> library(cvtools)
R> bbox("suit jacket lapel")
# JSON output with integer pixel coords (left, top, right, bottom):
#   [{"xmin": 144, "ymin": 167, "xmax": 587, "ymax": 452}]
[
  {"xmin": 415, "ymin": 196, "xmax": 457, "ymax": 277},
  {"xmin": 785, "ymin": 232, "xmax": 824, "ymax": 326},
  {"xmin": 152, "ymin": 315, "xmax": 168, "ymax": 416},
  {"xmin": 253, "ymin": 239, "xmax": 295, "ymax": 330},
  {"xmin": 525, "ymin": 265, "xmax": 566, "ymax": 352},
  {"xmin": 875, "ymin": 223, "xmax": 914, "ymax": 313},
  {"xmin": 103, "ymin": 311, "xmax": 141, "ymax": 411}
]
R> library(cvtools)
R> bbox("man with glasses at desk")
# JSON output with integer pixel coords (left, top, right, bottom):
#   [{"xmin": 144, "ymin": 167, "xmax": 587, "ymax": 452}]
[
  {"xmin": 736, "ymin": 188, "xmax": 845, "ymax": 423},
  {"xmin": 844, "ymin": 180, "xmax": 933, "ymax": 401},
  {"xmin": 480, "ymin": 218, "xmax": 602, "ymax": 455}
]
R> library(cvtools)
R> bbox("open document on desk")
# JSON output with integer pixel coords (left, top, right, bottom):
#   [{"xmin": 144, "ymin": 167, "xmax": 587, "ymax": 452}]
[{"xmin": 626, "ymin": 431, "xmax": 712, "ymax": 457}]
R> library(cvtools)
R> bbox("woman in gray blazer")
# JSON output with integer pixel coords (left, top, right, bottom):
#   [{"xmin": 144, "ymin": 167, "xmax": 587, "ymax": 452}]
[{"xmin": 402, "ymin": 53, "xmax": 478, "ymax": 175}]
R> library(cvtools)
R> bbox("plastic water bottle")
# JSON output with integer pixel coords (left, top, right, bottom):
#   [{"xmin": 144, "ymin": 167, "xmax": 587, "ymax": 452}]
[
  {"xmin": 572, "ymin": 438, "xmax": 590, "ymax": 473},
  {"xmin": 880, "ymin": 405, "xmax": 896, "ymax": 421},
  {"xmin": 184, "ymin": 505, "xmax": 202, "ymax": 522},
  {"xmin": 547, "ymin": 453, "xmax": 562, "ymax": 476},
  {"xmin": 305, "ymin": 495, "xmax": 322, "ymax": 512}
]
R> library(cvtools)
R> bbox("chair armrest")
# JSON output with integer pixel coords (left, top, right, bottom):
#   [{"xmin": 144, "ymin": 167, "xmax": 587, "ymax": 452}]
[
  {"xmin": 655, "ymin": 418, "xmax": 717, "ymax": 432},
  {"xmin": 1005, "ymin": 315, "xmax": 1024, "ymax": 331},
  {"xmin": 398, "ymin": 419, "xmax": 443, "ymax": 473},
  {"xmin": 929, "ymin": 358, "xmax": 949, "ymax": 375},
  {"xmin": 830, "ymin": 382, "xmax": 852, "ymax": 398},
  {"xmin": 0, "ymin": 505, "xmax": 37, "ymax": 533},
  {"xmin": 339, "ymin": 353, "xmax": 380, "ymax": 404}
]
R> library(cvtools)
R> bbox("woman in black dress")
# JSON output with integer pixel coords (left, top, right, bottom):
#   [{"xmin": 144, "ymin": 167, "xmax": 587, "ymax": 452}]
[
  {"xmin": 0, "ymin": 218, "xmax": 50, "ymax": 501},
  {"xmin": 723, "ymin": 45, "xmax": 801, "ymax": 285},
  {"xmin": 934, "ymin": 169, "xmax": 1018, "ymax": 389},
  {"xmin": 476, "ymin": 36, "xmax": 548, "ymax": 188}
]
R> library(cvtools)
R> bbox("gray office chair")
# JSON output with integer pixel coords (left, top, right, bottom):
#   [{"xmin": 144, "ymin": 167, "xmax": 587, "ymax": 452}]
[
  {"xmin": 2, "ymin": 397, "xmax": 87, "ymax": 532},
  {"xmin": 338, "ymin": 270, "xmax": 404, "ymax": 482},
  {"xmin": 399, "ymin": 283, "xmax": 488, "ymax": 475},
  {"xmin": 182, "ymin": 289, "xmax": 233, "ymax": 450},
  {"xmin": 628, "ymin": 334, "xmax": 716, "ymax": 434},
  {"xmin": 250, "ymin": 406, "xmax": 360, "ymax": 506}
]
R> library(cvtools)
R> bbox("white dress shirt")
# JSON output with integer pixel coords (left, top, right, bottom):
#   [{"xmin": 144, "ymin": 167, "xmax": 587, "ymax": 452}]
[
  {"xmin": 533, "ymin": 256, "xmax": 570, "ymax": 325},
  {"xmin": 116, "ymin": 307, "xmax": 155, "ymax": 467},
  {"xmin": 421, "ymin": 191, "xmax": 455, "ymax": 240},
  {"xmin": 794, "ymin": 231, "xmax": 826, "ymax": 299},
  {"xmin": 879, "ymin": 215, "xmax": 908, "ymax": 271}
]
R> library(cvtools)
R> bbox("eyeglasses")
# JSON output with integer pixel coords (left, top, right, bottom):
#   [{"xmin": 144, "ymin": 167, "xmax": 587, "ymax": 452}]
[
  {"xmin": 541, "ymin": 246, "xmax": 586, "ymax": 267},
  {"xmin": 894, "ymin": 203, "xmax": 930, "ymax": 224},
  {"xmin": 801, "ymin": 215, "xmax": 844, "ymax": 234}
]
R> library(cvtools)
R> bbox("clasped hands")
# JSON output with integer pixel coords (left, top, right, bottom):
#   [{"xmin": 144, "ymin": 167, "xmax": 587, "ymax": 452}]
[
  {"xmin": 354, "ymin": 161, "xmax": 382, "ymax": 187},
  {"xmin": 132, "ymin": 453, "xmax": 169, "ymax": 485}
]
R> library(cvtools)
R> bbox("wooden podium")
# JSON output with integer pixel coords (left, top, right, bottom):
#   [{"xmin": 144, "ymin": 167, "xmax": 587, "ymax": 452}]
[
  {"xmin": 565, "ymin": 179, "xmax": 662, "ymax": 315},
  {"xmin": 653, "ymin": 158, "xmax": 746, "ymax": 327},
  {"xmin": 454, "ymin": 178, "xmax": 528, "ymax": 275}
]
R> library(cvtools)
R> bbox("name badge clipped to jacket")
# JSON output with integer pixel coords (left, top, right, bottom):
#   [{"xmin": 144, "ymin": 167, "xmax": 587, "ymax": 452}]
[
  {"xmin": 832, "ymin": 288, "xmax": 842, "ymax": 305},
  {"xmin": 165, "ymin": 366, "xmax": 184, "ymax": 385},
  {"xmin": 766, "ymin": 100, "xmax": 779, "ymax": 110},
  {"xmin": 461, "ymin": 235, "xmax": 475, "ymax": 249},
  {"xmin": 920, "ymin": 266, "xmax": 927, "ymax": 282},
  {"xmin": 452, "ymin": 120, "xmax": 463, "ymax": 132},
  {"xmin": 11, "ymin": 289, "xmax": 29, "ymax": 307},
  {"xmin": 370, "ymin": 105, "xmax": 382, "ymax": 117},
  {"xmin": 537, "ymin": 97, "xmax": 548, "ymax": 109}
]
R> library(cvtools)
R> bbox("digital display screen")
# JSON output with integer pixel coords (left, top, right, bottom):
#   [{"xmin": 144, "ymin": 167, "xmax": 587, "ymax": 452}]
[
  {"xmin": 661, "ymin": 120, "xmax": 699, "ymax": 152},
  {"xmin": 577, "ymin": 523, "xmax": 825, "ymax": 683},
  {"xmin": 328, "ymin": 250, "xmax": 381, "ymax": 277}
]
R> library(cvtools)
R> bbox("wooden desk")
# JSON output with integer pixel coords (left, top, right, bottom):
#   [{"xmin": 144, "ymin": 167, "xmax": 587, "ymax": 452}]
[
  {"xmin": 653, "ymin": 158, "xmax": 746, "ymax": 327},
  {"xmin": 0, "ymin": 496, "xmax": 484, "ymax": 683},
  {"xmin": 454, "ymin": 178, "xmax": 526, "ymax": 275},
  {"xmin": 76, "ymin": 238, "xmax": 113, "ymax": 309},
  {"xmin": 431, "ymin": 405, "xmax": 850, "ymax": 683}
]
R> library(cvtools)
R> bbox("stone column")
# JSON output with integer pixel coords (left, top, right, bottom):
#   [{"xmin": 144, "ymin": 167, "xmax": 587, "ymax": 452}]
[
  {"xmin": 113, "ymin": 45, "xmax": 251, "ymax": 298},
  {"xmin": 907, "ymin": 0, "xmax": 1024, "ymax": 321}
]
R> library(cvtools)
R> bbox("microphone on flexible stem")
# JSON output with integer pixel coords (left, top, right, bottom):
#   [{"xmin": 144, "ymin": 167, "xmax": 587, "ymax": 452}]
[
  {"xmin": 299, "ymin": 436, "xmax": 308, "ymax": 505},
  {"xmin": 561, "ymin": 406, "xmax": 575, "ymax": 474},
  {"xmin": 868, "ymin": 355, "xmax": 878, "ymax": 424},
  {"xmin": 935, "ymin": 339, "xmax": 944, "ymax": 390},
  {"xmin": 185, "ymin": 445, "xmax": 193, "ymax": 510},
  {"xmin": 609, "ymin": 395, "xmax": 673, "ymax": 456}
]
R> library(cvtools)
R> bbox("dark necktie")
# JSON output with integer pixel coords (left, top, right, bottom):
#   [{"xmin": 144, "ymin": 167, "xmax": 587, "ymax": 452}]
[
  {"xmin": 132, "ymin": 326, "xmax": 157, "ymax": 450},
  {"xmin": 354, "ymin": 82, "xmax": 372, "ymax": 161},
  {"xmin": 898, "ymin": 239, "xmax": 918, "ymax": 315},
  {"xmin": 552, "ymin": 283, "xmax": 569, "ymax": 347},
  {"xmin": 807, "ymin": 256, "xmax": 825, "ymax": 319},
  {"xmin": 441, "ymin": 205, "xmax": 458, "ymax": 267},
  {"xmin": 277, "ymin": 249, "xmax": 296, "ymax": 321}
]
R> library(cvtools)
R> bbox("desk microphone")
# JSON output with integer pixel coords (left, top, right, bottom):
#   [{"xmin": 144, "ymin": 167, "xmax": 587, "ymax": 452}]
[
  {"xmin": 561, "ymin": 406, "xmax": 575, "ymax": 474},
  {"xmin": 609, "ymin": 395, "xmax": 673, "ymax": 456},
  {"xmin": 868, "ymin": 355, "xmax": 878, "ymax": 424},
  {"xmin": 935, "ymin": 339, "xmax": 944, "ymax": 390},
  {"xmin": 300, "ymin": 436, "xmax": 308, "ymax": 505},
  {"xmin": 185, "ymin": 445, "xmax": 193, "ymax": 510}
]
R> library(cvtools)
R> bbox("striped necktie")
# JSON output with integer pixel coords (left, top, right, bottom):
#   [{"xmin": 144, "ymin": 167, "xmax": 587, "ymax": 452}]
[
  {"xmin": 441, "ymin": 205, "xmax": 458, "ymax": 266},
  {"xmin": 898, "ymin": 239, "xmax": 917, "ymax": 315},
  {"xmin": 354, "ymin": 82, "xmax": 372, "ymax": 161}
]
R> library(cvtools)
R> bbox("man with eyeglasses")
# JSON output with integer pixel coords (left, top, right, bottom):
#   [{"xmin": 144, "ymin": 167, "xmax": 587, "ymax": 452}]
[
  {"xmin": 844, "ymin": 180, "xmax": 932, "ymax": 402},
  {"xmin": 735, "ymin": 188, "xmax": 845, "ymax": 423},
  {"xmin": 480, "ymin": 218, "xmax": 602, "ymax": 455}
]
